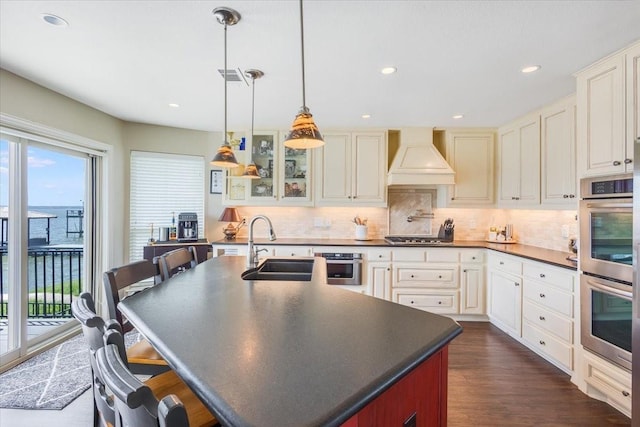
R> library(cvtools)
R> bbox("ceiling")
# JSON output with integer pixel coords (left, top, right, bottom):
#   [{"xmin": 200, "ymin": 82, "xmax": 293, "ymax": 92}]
[{"xmin": 1, "ymin": 1, "xmax": 639, "ymax": 133}]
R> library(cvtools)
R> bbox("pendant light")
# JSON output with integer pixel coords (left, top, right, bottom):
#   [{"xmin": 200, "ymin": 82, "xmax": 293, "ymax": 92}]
[
  {"xmin": 283, "ymin": 0, "xmax": 324, "ymax": 149},
  {"xmin": 210, "ymin": 7, "xmax": 241, "ymax": 168},
  {"xmin": 242, "ymin": 69, "xmax": 264, "ymax": 179}
]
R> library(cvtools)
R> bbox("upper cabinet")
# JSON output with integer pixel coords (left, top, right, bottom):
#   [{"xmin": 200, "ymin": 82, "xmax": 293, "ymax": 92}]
[
  {"xmin": 497, "ymin": 114, "xmax": 541, "ymax": 206},
  {"xmin": 315, "ymin": 131, "xmax": 387, "ymax": 207},
  {"xmin": 541, "ymin": 95, "xmax": 577, "ymax": 205},
  {"xmin": 443, "ymin": 130, "xmax": 495, "ymax": 206},
  {"xmin": 222, "ymin": 131, "xmax": 313, "ymax": 206},
  {"xmin": 577, "ymin": 41, "xmax": 640, "ymax": 177}
]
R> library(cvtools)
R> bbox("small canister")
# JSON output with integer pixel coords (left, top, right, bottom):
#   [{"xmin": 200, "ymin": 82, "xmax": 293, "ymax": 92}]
[{"xmin": 159, "ymin": 227, "xmax": 170, "ymax": 241}]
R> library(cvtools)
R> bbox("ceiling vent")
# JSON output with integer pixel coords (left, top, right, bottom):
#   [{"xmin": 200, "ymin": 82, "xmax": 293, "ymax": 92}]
[{"xmin": 217, "ymin": 68, "xmax": 248, "ymax": 85}]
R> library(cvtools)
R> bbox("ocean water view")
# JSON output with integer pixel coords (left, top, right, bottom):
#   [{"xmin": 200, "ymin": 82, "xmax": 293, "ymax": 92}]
[
  {"xmin": 26, "ymin": 205, "xmax": 84, "ymax": 246},
  {"xmin": 1, "ymin": 206, "xmax": 84, "ymax": 294}
]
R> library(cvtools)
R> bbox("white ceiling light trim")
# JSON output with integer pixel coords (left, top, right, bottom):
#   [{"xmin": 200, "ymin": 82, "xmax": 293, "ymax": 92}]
[
  {"xmin": 381, "ymin": 66, "xmax": 397, "ymax": 75},
  {"xmin": 41, "ymin": 13, "xmax": 68, "ymax": 27}
]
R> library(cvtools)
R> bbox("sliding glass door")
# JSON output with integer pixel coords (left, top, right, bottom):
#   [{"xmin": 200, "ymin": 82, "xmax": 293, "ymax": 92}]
[{"xmin": 0, "ymin": 131, "xmax": 100, "ymax": 369}]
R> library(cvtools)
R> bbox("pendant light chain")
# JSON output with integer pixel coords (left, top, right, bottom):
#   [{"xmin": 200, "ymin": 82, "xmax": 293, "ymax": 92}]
[
  {"xmin": 223, "ymin": 21, "xmax": 228, "ymax": 145},
  {"xmin": 299, "ymin": 0, "xmax": 306, "ymax": 110}
]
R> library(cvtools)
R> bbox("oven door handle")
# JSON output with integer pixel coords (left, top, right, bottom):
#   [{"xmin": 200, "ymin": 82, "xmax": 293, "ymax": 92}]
[
  {"xmin": 323, "ymin": 259, "xmax": 362, "ymax": 264},
  {"xmin": 585, "ymin": 277, "xmax": 633, "ymax": 299},
  {"xmin": 584, "ymin": 202, "xmax": 632, "ymax": 209}
]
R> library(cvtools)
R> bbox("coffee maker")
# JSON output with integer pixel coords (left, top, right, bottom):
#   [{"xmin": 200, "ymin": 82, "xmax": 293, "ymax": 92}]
[{"xmin": 178, "ymin": 212, "xmax": 198, "ymax": 242}]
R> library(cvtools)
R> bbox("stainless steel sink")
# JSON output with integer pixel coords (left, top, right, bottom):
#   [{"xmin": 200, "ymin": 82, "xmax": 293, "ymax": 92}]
[{"xmin": 241, "ymin": 258, "xmax": 314, "ymax": 281}]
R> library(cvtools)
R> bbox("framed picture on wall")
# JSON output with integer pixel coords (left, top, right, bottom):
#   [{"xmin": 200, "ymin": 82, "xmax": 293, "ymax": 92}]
[{"xmin": 210, "ymin": 169, "xmax": 223, "ymax": 194}]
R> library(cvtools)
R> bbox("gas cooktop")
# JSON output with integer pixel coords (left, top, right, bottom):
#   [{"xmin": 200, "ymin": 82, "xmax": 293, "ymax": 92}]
[{"xmin": 384, "ymin": 236, "xmax": 454, "ymax": 246}]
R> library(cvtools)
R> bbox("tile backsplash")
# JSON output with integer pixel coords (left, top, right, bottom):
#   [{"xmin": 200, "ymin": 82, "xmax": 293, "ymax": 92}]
[{"xmin": 212, "ymin": 204, "xmax": 577, "ymax": 253}]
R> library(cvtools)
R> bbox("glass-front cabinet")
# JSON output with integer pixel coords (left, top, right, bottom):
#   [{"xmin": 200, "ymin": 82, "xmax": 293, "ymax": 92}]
[{"xmin": 222, "ymin": 131, "xmax": 312, "ymax": 206}]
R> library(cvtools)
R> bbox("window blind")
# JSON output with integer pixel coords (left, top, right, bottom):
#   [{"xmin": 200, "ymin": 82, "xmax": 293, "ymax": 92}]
[{"xmin": 129, "ymin": 151, "xmax": 204, "ymax": 261}]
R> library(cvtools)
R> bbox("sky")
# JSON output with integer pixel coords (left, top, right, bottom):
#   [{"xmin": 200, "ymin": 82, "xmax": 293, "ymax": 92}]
[{"xmin": 0, "ymin": 139, "xmax": 86, "ymax": 206}]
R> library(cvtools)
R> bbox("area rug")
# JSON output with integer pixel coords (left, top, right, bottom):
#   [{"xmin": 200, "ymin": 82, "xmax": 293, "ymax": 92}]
[{"xmin": 0, "ymin": 331, "xmax": 139, "ymax": 410}]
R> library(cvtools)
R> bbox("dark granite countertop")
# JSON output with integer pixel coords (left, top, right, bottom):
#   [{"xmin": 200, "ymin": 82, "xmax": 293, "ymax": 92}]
[
  {"xmin": 212, "ymin": 238, "xmax": 577, "ymax": 271},
  {"xmin": 119, "ymin": 256, "xmax": 462, "ymax": 427}
]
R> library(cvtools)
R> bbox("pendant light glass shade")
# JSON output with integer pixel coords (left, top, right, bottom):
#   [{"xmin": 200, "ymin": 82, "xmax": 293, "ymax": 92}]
[
  {"xmin": 284, "ymin": 0, "xmax": 324, "ymax": 150},
  {"xmin": 210, "ymin": 7, "xmax": 241, "ymax": 168},
  {"xmin": 242, "ymin": 69, "xmax": 263, "ymax": 179}
]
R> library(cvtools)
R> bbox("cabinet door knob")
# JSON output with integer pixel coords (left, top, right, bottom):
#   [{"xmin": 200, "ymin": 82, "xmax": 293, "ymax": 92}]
[
  {"xmin": 438, "ymin": 275, "xmax": 442, "ymax": 279},
  {"xmin": 539, "ymin": 293, "xmax": 546, "ymax": 298},
  {"xmin": 539, "ymin": 273, "xmax": 546, "ymax": 278},
  {"xmin": 472, "ymin": 256, "xmax": 476, "ymax": 260},
  {"xmin": 624, "ymin": 158, "xmax": 632, "ymax": 164},
  {"xmin": 386, "ymin": 268, "xmax": 390, "ymax": 271},
  {"xmin": 613, "ymin": 160, "xmax": 621, "ymax": 166},
  {"xmin": 438, "ymin": 301, "xmax": 442, "ymax": 305},
  {"xmin": 410, "ymin": 274, "xmax": 415, "ymax": 278},
  {"xmin": 379, "ymin": 254, "xmax": 383, "ymax": 258},
  {"xmin": 569, "ymin": 194, "xmax": 576, "ymax": 198},
  {"xmin": 499, "ymin": 261, "xmax": 504, "ymax": 265},
  {"xmin": 622, "ymin": 390, "xmax": 630, "ymax": 397},
  {"xmin": 410, "ymin": 300, "xmax": 415, "ymax": 304},
  {"xmin": 563, "ymin": 194, "xmax": 569, "ymax": 198},
  {"xmin": 539, "ymin": 340, "xmax": 546, "ymax": 346},
  {"xmin": 515, "ymin": 282, "xmax": 520, "ymax": 287},
  {"xmin": 463, "ymin": 269, "xmax": 468, "ymax": 273},
  {"xmin": 539, "ymin": 316, "xmax": 546, "ymax": 321}
]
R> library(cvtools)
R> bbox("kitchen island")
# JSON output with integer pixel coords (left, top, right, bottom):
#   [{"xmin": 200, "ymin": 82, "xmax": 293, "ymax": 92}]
[{"xmin": 119, "ymin": 256, "xmax": 462, "ymax": 426}]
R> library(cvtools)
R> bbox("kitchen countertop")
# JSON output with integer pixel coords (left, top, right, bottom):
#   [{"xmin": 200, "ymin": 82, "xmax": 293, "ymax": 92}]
[
  {"xmin": 212, "ymin": 238, "xmax": 577, "ymax": 271},
  {"xmin": 119, "ymin": 256, "xmax": 462, "ymax": 427}
]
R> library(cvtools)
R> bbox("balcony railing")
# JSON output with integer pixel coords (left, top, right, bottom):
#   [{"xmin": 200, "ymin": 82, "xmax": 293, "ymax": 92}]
[{"xmin": 0, "ymin": 246, "xmax": 83, "ymax": 319}]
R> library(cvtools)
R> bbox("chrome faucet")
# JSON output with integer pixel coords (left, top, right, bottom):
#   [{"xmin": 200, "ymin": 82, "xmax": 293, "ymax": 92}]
[{"xmin": 247, "ymin": 215, "xmax": 277, "ymax": 267}]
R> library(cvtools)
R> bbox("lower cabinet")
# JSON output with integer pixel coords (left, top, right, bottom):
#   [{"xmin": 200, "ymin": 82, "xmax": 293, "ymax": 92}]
[
  {"xmin": 583, "ymin": 352, "xmax": 632, "ymax": 418},
  {"xmin": 460, "ymin": 263, "xmax": 485, "ymax": 315},
  {"xmin": 368, "ymin": 262, "xmax": 392, "ymax": 300},
  {"xmin": 342, "ymin": 346, "xmax": 449, "ymax": 427},
  {"xmin": 487, "ymin": 268, "xmax": 522, "ymax": 338},
  {"xmin": 487, "ymin": 251, "xmax": 577, "ymax": 375}
]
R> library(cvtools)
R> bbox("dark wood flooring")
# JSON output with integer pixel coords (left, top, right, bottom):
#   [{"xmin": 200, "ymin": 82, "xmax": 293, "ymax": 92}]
[{"xmin": 447, "ymin": 322, "xmax": 631, "ymax": 426}]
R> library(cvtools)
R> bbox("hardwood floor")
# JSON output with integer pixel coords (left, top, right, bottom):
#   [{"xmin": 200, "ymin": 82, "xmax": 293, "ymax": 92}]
[{"xmin": 448, "ymin": 322, "xmax": 631, "ymax": 426}]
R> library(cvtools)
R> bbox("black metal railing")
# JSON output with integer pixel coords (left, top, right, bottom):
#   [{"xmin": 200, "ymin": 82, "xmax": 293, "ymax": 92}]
[{"xmin": 0, "ymin": 247, "xmax": 83, "ymax": 319}]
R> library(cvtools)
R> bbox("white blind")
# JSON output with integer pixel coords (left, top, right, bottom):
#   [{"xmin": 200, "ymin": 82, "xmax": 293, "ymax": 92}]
[{"xmin": 129, "ymin": 151, "xmax": 205, "ymax": 261}]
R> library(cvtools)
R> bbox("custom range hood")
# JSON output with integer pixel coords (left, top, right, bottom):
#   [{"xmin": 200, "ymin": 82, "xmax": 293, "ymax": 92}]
[{"xmin": 387, "ymin": 128, "xmax": 455, "ymax": 186}]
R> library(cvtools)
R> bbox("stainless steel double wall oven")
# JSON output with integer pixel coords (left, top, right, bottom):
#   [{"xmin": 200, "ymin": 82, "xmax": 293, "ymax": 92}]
[{"xmin": 579, "ymin": 174, "xmax": 633, "ymax": 371}]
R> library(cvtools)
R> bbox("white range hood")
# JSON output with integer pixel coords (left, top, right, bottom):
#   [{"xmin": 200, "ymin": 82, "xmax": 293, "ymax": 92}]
[{"xmin": 387, "ymin": 128, "xmax": 455, "ymax": 186}]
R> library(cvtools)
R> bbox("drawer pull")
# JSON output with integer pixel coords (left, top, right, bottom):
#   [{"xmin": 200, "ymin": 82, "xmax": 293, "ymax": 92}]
[
  {"xmin": 379, "ymin": 254, "xmax": 383, "ymax": 258},
  {"xmin": 386, "ymin": 268, "xmax": 390, "ymax": 271},
  {"xmin": 472, "ymin": 256, "xmax": 476, "ymax": 260},
  {"xmin": 410, "ymin": 274, "xmax": 415, "ymax": 278},
  {"xmin": 539, "ymin": 273, "xmax": 546, "ymax": 278},
  {"xmin": 613, "ymin": 160, "xmax": 621, "ymax": 166},
  {"xmin": 539, "ymin": 316, "xmax": 546, "ymax": 321},
  {"xmin": 539, "ymin": 340, "xmax": 546, "ymax": 346},
  {"xmin": 622, "ymin": 390, "xmax": 630, "ymax": 397},
  {"xmin": 463, "ymin": 269, "xmax": 468, "ymax": 273},
  {"xmin": 499, "ymin": 261, "xmax": 504, "ymax": 265},
  {"xmin": 438, "ymin": 301, "xmax": 442, "ymax": 305},
  {"xmin": 515, "ymin": 282, "xmax": 520, "ymax": 287},
  {"xmin": 438, "ymin": 275, "xmax": 442, "ymax": 279},
  {"xmin": 539, "ymin": 293, "xmax": 546, "ymax": 298},
  {"xmin": 410, "ymin": 300, "xmax": 415, "ymax": 304}
]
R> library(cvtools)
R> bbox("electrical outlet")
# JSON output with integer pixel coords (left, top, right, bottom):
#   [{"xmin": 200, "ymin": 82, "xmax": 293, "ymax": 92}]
[{"xmin": 561, "ymin": 225, "xmax": 569, "ymax": 238}]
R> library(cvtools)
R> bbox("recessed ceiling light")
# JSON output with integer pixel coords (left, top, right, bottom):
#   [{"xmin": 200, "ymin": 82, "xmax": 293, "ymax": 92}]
[
  {"xmin": 381, "ymin": 67, "xmax": 397, "ymax": 75},
  {"xmin": 452, "ymin": 114, "xmax": 464, "ymax": 119},
  {"xmin": 521, "ymin": 65, "xmax": 541, "ymax": 74},
  {"xmin": 361, "ymin": 114, "xmax": 371, "ymax": 119},
  {"xmin": 41, "ymin": 13, "xmax": 68, "ymax": 27},
  {"xmin": 168, "ymin": 103, "xmax": 180, "ymax": 108}
]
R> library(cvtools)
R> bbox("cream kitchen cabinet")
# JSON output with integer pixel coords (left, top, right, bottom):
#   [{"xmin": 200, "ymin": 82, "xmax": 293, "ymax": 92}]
[
  {"xmin": 541, "ymin": 95, "xmax": 577, "ymax": 205},
  {"xmin": 576, "ymin": 40, "xmax": 640, "ymax": 177},
  {"xmin": 392, "ymin": 249, "xmax": 461, "ymax": 316},
  {"xmin": 459, "ymin": 250, "xmax": 485, "ymax": 315},
  {"xmin": 521, "ymin": 261, "xmax": 575, "ymax": 373},
  {"xmin": 223, "ymin": 130, "xmax": 312, "ymax": 206},
  {"xmin": 444, "ymin": 130, "xmax": 495, "ymax": 206},
  {"xmin": 314, "ymin": 131, "xmax": 387, "ymax": 207},
  {"xmin": 487, "ymin": 252, "xmax": 523, "ymax": 339},
  {"xmin": 497, "ymin": 114, "xmax": 540, "ymax": 206},
  {"xmin": 367, "ymin": 248, "xmax": 392, "ymax": 300},
  {"xmin": 583, "ymin": 351, "xmax": 632, "ymax": 418}
]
